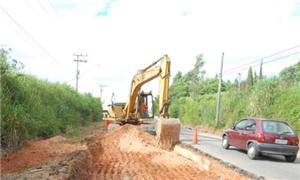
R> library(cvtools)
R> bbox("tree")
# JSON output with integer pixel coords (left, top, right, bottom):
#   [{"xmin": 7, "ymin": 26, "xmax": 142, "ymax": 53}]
[
  {"xmin": 280, "ymin": 60, "xmax": 300, "ymax": 83},
  {"xmin": 169, "ymin": 73, "xmax": 190, "ymax": 101},
  {"xmin": 186, "ymin": 54, "xmax": 205, "ymax": 98},
  {"xmin": 200, "ymin": 70, "xmax": 206, "ymax": 80},
  {"xmin": 173, "ymin": 71, "xmax": 182, "ymax": 83},
  {"xmin": 0, "ymin": 48, "xmax": 24, "ymax": 75},
  {"xmin": 186, "ymin": 54, "xmax": 205, "ymax": 80},
  {"xmin": 196, "ymin": 77, "xmax": 219, "ymax": 95},
  {"xmin": 234, "ymin": 78, "xmax": 239, "ymax": 88},
  {"xmin": 246, "ymin": 66, "xmax": 254, "ymax": 90},
  {"xmin": 254, "ymin": 71, "xmax": 258, "ymax": 84}
]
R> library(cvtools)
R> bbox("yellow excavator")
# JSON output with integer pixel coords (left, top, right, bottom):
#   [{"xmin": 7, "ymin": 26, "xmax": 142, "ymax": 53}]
[{"xmin": 103, "ymin": 55, "xmax": 181, "ymax": 149}]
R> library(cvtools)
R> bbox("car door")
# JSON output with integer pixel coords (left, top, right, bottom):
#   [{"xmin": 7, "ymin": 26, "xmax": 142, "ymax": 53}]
[
  {"xmin": 239, "ymin": 119, "xmax": 256, "ymax": 150},
  {"xmin": 229, "ymin": 119, "xmax": 248, "ymax": 148}
]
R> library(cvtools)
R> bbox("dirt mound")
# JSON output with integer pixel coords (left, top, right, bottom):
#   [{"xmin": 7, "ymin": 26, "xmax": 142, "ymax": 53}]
[
  {"xmin": 72, "ymin": 124, "xmax": 219, "ymax": 179},
  {"xmin": 1, "ymin": 136, "xmax": 86, "ymax": 174}
]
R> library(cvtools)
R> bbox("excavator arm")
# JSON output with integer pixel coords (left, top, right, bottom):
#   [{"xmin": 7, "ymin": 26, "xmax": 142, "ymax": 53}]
[
  {"xmin": 123, "ymin": 55, "xmax": 171, "ymax": 121},
  {"xmin": 105, "ymin": 54, "xmax": 180, "ymax": 150}
]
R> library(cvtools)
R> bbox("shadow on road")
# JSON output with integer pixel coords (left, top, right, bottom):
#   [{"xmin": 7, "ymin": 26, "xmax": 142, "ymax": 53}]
[
  {"xmin": 180, "ymin": 137, "xmax": 220, "ymax": 143},
  {"xmin": 227, "ymin": 147, "xmax": 300, "ymax": 164},
  {"xmin": 258, "ymin": 154, "xmax": 300, "ymax": 164}
]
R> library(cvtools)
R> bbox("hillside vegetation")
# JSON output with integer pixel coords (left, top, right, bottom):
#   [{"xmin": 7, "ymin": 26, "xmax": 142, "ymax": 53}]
[
  {"xmin": 169, "ymin": 54, "xmax": 300, "ymax": 132},
  {"xmin": 0, "ymin": 49, "xmax": 102, "ymax": 149}
]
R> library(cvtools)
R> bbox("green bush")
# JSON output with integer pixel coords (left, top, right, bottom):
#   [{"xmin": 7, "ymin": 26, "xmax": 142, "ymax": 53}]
[
  {"xmin": 1, "ymin": 50, "xmax": 102, "ymax": 149},
  {"xmin": 169, "ymin": 58, "xmax": 300, "ymax": 131},
  {"xmin": 270, "ymin": 85, "xmax": 300, "ymax": 132},
  {"xmin": 249, "ymin": 78, "xmax": 281, "ymax": 116}
]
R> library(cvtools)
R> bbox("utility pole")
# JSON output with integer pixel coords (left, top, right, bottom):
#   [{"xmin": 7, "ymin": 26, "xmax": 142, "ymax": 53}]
[
  {"xmin": 99, "ymin": 84, "xmax": 107, "ymax": 103},
  {"xmin": 73, "ymin": 53, "xmax": 87, "ymax": 92},
  {"xmin": 216, "ymin": 52, "xmax": 224, "ymax": 125}
]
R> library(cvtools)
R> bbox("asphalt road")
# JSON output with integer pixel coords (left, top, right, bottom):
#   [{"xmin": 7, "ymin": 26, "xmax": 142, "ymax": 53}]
[{"xmin": 180, "ymin": 127, "xmax": 300, "ymax": 180}]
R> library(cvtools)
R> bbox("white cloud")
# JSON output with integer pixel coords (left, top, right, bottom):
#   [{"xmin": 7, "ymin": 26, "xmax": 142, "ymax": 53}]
[{"xmin": 0, "ymin": 0, "xmax": 300, "ymax": 107}]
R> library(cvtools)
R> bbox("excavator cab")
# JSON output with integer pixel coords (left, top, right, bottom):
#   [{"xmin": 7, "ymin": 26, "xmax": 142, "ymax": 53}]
[{"xmin": 138, "ymin": 91, "xmax": 154, "ymax": 119}]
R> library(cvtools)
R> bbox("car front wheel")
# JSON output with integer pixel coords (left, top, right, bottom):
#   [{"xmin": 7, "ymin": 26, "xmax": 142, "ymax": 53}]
[
  {"xmin": 222, "ymin": 135, "xmax": 230, "ymax": 149},
  {"xmin": 247, "ymin": 143, "xmax": 258, "ymax": 160},
  {"xmin": 285, "ymin": 155, "xmax": 297, "ymax": 162}
]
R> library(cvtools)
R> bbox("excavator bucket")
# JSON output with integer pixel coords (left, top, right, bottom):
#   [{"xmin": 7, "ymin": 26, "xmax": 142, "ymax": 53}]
[{"xmin": 156, "ymin": 118, "xmax": 181, "ymax": 150}]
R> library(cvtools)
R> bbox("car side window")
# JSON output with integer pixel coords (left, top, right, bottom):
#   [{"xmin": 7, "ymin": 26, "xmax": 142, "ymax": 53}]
[
  {"xmin": 245, "ymin": 119, "xmax": 256, "ymax": 131},
  {"xmin": 235, "ymin": 119, "xmax": 248, "ymax": 130}
]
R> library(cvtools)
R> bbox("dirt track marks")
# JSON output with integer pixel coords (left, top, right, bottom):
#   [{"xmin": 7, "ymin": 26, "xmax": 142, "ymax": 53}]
[{"xmin": 72, "ymin": 125, "xmax": 218, "ymax": 180}]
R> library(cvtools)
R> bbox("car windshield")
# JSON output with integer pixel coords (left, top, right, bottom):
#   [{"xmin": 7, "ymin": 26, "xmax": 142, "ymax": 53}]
[{"xmin": 262, "ymin": 120, "xmax": 295, "ymax": 135}]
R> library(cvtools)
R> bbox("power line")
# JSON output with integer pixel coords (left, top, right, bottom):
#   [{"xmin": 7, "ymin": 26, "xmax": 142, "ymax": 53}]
[
  {"xmin": 223, "ymin": 44, "xmax": 300, "ymax": 74},
  {"xmin": 24, "ymin": 0, "xmax": 38, "ymax": 16},
  {"xmin": 80, "ymin": 63, "xmax": 101, "ymax": 77},
  {"xmin": 66, "ymin": 62, "xmax": 100, "ymax": 83},
  {"xmin": 46, "ymin": 0, "xmax": 59, "ymax": 17},
  {"xmin": 38, "ymin": 0, "xmax": 50, "ymax": 17},
  {"xmin": 0, "ymin": 5, "xmax": 64, "ymax": 68},
  {"xmin": 223, "ymin": 51, "xmax": 300, "ymax": 76},
  {"xmin": 261, "ymin": 51, "xmax": 300, "ymax": 66}
]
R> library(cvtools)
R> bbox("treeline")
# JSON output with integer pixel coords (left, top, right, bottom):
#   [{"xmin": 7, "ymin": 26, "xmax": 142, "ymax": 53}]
[
  {"xmin": 0, "ymin": 49, "xmax": 102, "ymax": 149},
  {"xmin": 169, "ymin": 54, "xmax": 300, "ymax": 132}
]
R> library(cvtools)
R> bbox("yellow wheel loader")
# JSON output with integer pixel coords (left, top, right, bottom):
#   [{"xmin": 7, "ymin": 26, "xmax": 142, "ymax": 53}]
[{"xmin": 103, "ymin": 55, "xmax": 181, "ymax": 149}]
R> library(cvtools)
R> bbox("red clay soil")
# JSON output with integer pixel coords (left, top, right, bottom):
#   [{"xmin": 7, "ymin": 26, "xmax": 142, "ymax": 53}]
[
  {"xmin": 72, "ymin": 125, "xmax": 221, "ymax": 180},
  {"xmin": 1, "ymin": 125, "xmax": 248, "ymax": 180},
  {"xmin": 1, "ymin": 136, "xmax": 86, "ymax": 173}
]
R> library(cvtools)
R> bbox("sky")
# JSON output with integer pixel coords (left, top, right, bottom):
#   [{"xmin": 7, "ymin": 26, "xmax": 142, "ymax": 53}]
[{"xmin": 1, "ymin": 0, "xmax": 300, "ymax": 107}]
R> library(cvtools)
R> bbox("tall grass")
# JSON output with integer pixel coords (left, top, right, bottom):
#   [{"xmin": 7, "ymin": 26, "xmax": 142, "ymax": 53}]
[
  {"xmin": 1, "ymin": 50, "xmax": 102, "ymax": 149},
  {"xmin": 170, "ymin": 78, "xmax": 300, "ymax": 132}
]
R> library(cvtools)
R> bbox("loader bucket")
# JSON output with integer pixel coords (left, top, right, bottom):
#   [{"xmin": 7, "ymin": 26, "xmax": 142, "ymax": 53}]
[{"xmin": 156, "ymin": 118, "xmax": 181, "ymax": 150}]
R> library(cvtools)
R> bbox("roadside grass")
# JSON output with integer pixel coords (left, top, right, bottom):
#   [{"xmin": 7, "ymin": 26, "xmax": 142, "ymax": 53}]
[
  {"xmin": 170, "ymin": 80, "xmax": 300, "ymax": 132},
  {"xmin": 64, "ymin": 122, "xmax": 103, "ymax": 142},
  {"xmin": 1, "ymin": 48, "xmax": 103, "ymax": 150}
]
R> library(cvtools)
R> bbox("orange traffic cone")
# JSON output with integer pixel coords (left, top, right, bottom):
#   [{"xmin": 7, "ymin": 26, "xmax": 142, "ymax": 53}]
[{"xmin": 193, "ymin": 127, "xmax": 198, "ymax": 144}]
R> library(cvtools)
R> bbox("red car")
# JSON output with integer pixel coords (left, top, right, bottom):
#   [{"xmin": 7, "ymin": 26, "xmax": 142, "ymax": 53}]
[{"xmin": 222, "ymin": 118, "xmax": 299, "ymax": 162}]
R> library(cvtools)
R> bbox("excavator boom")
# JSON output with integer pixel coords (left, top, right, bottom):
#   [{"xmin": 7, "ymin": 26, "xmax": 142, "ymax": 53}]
[
  {"xmin": 123, "ymin": 55, "xmax": 171, "ymax": 120},
  {"xmin": 105, "ymin": 54, "xmax": 181, "ymax": 150}
]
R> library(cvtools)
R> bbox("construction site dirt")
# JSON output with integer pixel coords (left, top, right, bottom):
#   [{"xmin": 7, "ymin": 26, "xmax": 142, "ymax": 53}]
[{"xmin": 1, "ymin": 125, "xmax": 250, "ymax": 180}]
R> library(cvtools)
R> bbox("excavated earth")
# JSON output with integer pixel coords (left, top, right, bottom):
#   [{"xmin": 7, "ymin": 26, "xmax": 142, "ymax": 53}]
[
  {"xmin": 1, "ymin": 125, "xmax": 248, "ymax": 180},
  {"xmin": 72, "ymin": 124, "xmax": 219, "ymax": 180}
]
